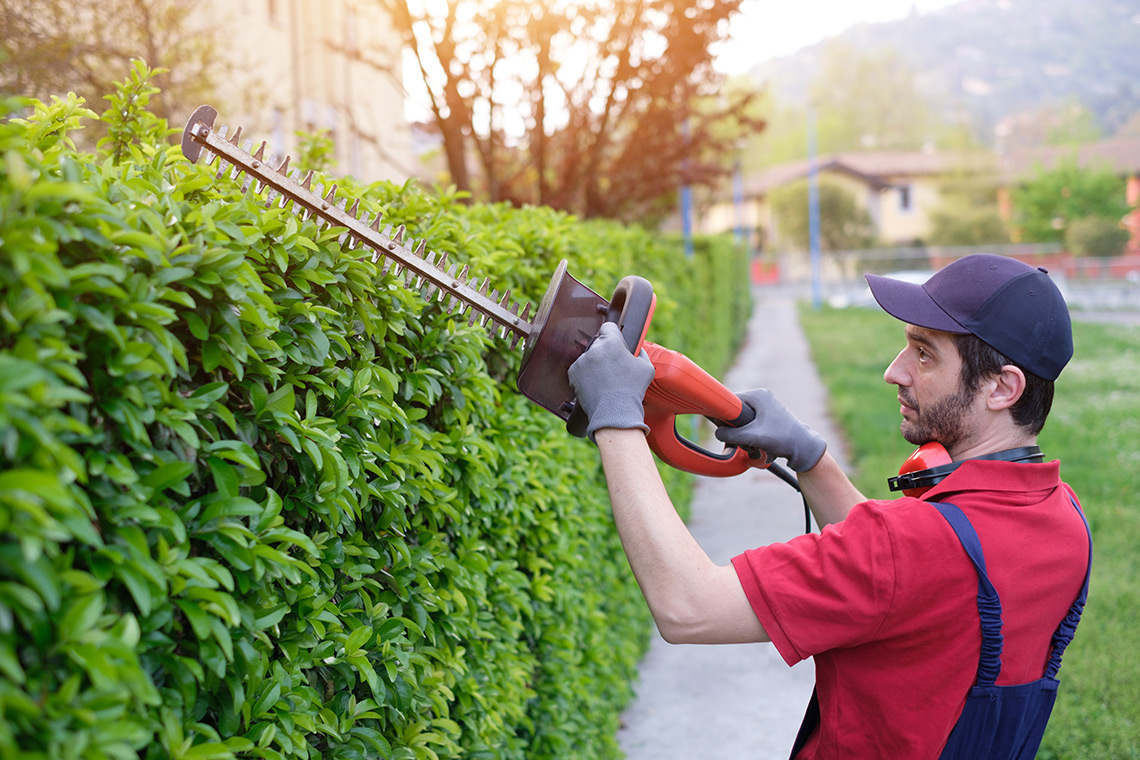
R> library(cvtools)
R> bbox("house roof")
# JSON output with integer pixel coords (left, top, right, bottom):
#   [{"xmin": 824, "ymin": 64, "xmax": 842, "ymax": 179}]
[
  {"xmin": 739, "ymin": 151, "xmax": 985, "ymax": 199},
  {"xmin": 999, "ymin": 136, "xmax": 1140, "ymax": 180}
]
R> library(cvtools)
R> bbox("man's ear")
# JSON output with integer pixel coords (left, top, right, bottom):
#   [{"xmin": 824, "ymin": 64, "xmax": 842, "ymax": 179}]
[{"xmin": 987, "ymin": 365, "xmax": 1027, "ymax": 411}]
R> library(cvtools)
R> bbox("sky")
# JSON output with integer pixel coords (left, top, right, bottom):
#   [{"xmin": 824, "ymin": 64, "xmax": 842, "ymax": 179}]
[
  {"xmin": 404, "ymin": 0, "xmax": 965, "ymax": 124},
  {"xmin": 714, "ymin": 0, "xmax": 962, "ymax": 74}
]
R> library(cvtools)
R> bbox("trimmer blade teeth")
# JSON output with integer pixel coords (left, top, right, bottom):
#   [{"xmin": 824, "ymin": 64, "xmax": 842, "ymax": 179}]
[
  {"xmin": 469, "ymin": 278, "xmax": 490, "ymax": 326},
  {"xmin": 178, "ymin": 105, "xmax": 536, "ymax": 348},
  {"xmin": 509, "ymin": 302, "xmax": 528, "ymax": 349},
  {"xmin": 337, "ymin": 203, "xmax": 350, "ymax": 244}
]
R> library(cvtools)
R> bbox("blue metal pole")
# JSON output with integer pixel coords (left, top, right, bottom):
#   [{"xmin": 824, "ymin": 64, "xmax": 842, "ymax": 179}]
[
  {"xmin": 808, "ymin": 107, "xmax": 822, "ymax": 309},
  {"xmin": 734, "ymin": 153, "xmax": 746, "ymax": 249},
  {"xmin": 682, "ymin": 120, "xmax": 694, "ymax": 258},
  {"xmin": 682, "ymin": 185, "xmax": 694, "ymax": 258}
]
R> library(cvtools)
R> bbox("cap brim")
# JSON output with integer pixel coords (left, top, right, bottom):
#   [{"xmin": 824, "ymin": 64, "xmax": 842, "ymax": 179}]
[{"xmin": 865, "ymin": 273, "xmax": 968, "ymax": 334}]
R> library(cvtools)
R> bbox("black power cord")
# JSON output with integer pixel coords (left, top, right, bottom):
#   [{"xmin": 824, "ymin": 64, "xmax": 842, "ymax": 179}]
[{"xmin": 767, "ymin": 461, "xmax": 812, "ymax": 534}]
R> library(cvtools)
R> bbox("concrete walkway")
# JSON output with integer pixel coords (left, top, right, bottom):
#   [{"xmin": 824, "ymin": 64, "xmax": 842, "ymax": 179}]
[{"xmin": 617, "ymin": 291, "xmax": 851, "ymax": 760}]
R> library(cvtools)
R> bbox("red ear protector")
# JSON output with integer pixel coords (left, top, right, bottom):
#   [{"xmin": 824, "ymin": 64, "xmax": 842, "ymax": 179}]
[{"xmin": 889, "ymin": 442, "xmax": 1045, "ymax": 498}]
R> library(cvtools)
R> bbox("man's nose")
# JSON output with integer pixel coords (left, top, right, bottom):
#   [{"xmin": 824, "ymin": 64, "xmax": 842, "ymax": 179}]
[{"xmin": 883, "ymin": 349, "xmax": 908, "ymax": 386}]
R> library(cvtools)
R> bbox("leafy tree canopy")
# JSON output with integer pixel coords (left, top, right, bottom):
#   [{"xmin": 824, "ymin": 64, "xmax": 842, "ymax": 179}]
[
  {"xmin": 0, "ymin": 0, "xmax": 224, "ymax": 144},
  {"xmin": 385, "ymin": 0, "xmax": 763, "ymax": 222},
  {"xmin": 1011, "ymin": 159, "xmax": 1129, "ymax": 244},
  {"xmin": 746, "ymin": 41, "xmax": 973, "ymax": 171},
  {"xmin": 768, "ymin": 178, "xmax": 876, "ymax": 252}
]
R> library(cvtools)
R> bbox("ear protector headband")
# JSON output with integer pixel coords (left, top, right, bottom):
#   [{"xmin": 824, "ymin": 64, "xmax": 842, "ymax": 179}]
[{"xmin": 889, "ymin": 442, "xmax": 1045, "ymax": 498}]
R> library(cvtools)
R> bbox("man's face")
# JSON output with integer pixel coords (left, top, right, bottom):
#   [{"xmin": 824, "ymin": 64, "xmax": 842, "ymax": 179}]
[{"xmin": 883, "ymin": 326, "xmax": 981, "ymax": 452}]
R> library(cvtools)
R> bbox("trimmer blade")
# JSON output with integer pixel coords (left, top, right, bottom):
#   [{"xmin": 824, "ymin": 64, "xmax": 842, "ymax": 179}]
[
  {"xmin": 516, "ymin": 260, "xmax": 608, "ymax": 421},
  {"xmin": 179, "ymin": 105, "xmax": 534, "ymax": 344}
]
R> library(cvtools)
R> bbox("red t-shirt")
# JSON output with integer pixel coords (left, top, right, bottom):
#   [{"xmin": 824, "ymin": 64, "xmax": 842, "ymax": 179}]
[{"xmin": 731, "ymin": 460, "xmax": 1089, "ymax": 760}]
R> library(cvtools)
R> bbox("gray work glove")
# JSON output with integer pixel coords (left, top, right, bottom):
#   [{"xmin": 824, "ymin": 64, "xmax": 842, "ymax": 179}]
[
  {"xmin": 715, "ymin": 388, "xmax": 826, "ymax": 472},
  {"xmin": 568, "ymin": 322, "xmax": 656, "ymax": 441}
]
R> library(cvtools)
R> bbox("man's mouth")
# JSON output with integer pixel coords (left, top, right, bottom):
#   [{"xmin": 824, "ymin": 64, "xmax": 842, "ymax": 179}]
[{"xmin": 898, "ymin": 394, "xmax": 917, "ymax": 416}]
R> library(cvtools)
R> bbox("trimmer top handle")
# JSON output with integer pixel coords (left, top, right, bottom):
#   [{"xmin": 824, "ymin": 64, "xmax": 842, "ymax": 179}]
[
  {"xmin": 565, "ymin": 275, "xmax": 657, "ymax": 437},
  {"xmin": 606, "ymin": 275, "xmax": 657, "ymax": 354}
]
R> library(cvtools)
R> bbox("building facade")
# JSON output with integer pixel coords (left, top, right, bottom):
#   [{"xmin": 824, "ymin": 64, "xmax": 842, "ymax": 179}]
[
  {"xmin": 700, "ymin": 152, "xmax": 977, "ymax": 254},
  {"xmin": 201, "ymin": 0, "xmax": 414, "ymax": 183}
]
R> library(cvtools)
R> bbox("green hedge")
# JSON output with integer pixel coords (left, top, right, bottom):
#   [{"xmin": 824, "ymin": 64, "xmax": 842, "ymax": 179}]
[{"xmin": 0, "ymin": 78, "xmax": 751, "ymax": 760}]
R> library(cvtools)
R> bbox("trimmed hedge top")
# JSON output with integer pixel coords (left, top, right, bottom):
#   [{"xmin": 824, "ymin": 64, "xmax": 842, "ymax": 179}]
[{"xmin": 0, "ymin": 68, "xmax": 751, "ymax": 760}]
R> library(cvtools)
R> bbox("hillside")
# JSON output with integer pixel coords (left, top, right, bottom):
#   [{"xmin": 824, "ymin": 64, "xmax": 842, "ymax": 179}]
[{"xmin": 749, "ymin": 0, "xmax": 1140, "ymax": 145}]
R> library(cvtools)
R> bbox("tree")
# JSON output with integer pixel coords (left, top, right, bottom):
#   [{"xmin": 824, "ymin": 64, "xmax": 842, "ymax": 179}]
[
  {"xmin": 384, "ymin": 0, "xmax": 762, "ymax": 222},
  {"xmin": 809, "ymin": 42, "xmax": 941, "ymax": 154},
  {"xmin": 928, "ymin": 207, "xmax": 1008, "ymax": 247},
  {"xmin": 0, "ymin": 0, "xmax": 223, "ymax": 136},
  {"xmin": 1064, "ymin": 217, "xmax": 1130, "ymax": 258},
  {"xmin": 997, "ymin": 99, "xmax": 1104, "ymax": 153},
  {"xmin": 749, "ymin": 41, "xmax": 972, "ymax": 170},
  {"xmin": 768, "ymin": 178, "xmax": 875, "ymax": 252},
  {"xmin": 927, "ymin": 165, "xmax": 1009, "ymax": 247},
  {"xmin": 1011, "ymin": 159, "xmax": 1129, "ymax": 244}
]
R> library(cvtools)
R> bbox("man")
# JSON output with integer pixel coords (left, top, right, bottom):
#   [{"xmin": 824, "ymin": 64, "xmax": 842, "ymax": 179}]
[{"xmin": 568, "ymin": 255, "xmax": 1091, "ymax": 759}]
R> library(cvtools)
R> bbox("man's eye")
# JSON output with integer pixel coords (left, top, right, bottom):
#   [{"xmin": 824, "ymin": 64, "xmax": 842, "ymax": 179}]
[{"xmin": 916, "ymin": 347, "xmax": 928, "ymax": 360}]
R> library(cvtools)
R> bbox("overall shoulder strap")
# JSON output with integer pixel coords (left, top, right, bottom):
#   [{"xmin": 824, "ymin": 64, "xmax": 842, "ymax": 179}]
[
  {"xmin": 930, "ymin": 502, "xmax": 1004, "ymax": 686},
  {"xmin": 1044, "ymin": 497, "xmax": 1093, "ymax": 678}
]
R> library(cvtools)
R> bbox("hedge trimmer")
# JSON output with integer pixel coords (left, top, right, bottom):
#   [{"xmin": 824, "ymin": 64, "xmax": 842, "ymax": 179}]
[{"xmin": 179, "ymin": 105, "xmax": 798, "ymax": 486}]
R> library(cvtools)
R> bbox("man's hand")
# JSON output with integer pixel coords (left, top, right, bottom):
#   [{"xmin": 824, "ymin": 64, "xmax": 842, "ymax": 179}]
[
  {"xmin": 568, "ymin": 323, "xmax": 656, "ymax": 440},
  {"xmin": 715, "ymin": 388, "xmax": 826, "ymax": 472}
]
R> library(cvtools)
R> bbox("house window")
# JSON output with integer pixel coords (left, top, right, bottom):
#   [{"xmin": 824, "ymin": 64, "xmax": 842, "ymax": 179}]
[{"xmin": 898, "ymin": 184, "xmax": 912, "ymax": 213}]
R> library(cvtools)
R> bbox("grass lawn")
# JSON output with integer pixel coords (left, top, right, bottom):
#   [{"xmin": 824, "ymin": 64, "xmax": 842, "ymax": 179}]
[{"xmin": 797, "ymin": 304, "xmax": 1140, "ymax": 759}]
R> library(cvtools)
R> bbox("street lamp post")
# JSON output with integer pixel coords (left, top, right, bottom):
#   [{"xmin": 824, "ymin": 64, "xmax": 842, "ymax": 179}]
[
  {"xmin": 681, "ymin": 119, "xmax": 694, "ymax": 258},
  {"xmin": 734, "ymin": 141, "xmax": 747, "ymax": 250},
  {"xmin": 808, "ymin": 105, "xmax": 822, "ymax": 310}
]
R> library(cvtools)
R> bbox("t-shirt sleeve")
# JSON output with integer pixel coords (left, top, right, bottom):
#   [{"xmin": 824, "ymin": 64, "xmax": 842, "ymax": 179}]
[{"xmin": 731, "ymin": 501, "xmax": 899, "ymax": 666}]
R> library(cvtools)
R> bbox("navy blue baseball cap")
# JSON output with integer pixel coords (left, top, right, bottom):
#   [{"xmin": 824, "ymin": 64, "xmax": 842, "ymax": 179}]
[{"xmin": 866, "ymin": 255, "xmax": 1073, "ymax": 381}]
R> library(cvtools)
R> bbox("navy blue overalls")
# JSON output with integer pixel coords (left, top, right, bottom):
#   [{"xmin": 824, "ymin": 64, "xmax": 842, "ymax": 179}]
[{"xmin": 789, "ymin": 498, "xmax": 1092, "ymax": 759}]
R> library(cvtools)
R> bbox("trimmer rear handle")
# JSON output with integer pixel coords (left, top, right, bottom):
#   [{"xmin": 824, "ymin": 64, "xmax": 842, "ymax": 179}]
[
  {"xmin": 557, "ymin": 269, "xmax": 787, "ymax": 482},
  {"xmin": 641, "ymin": 343, "xmax": 774, "ymax": 477}
]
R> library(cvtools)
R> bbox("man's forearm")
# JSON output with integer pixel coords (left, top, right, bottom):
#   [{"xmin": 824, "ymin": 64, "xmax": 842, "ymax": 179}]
[
  {"xmin": 594, "ymin": 428, "xmax": 768, "ymax": 645},
  {"xmin": 797, "ymin": 452, "xmax": 865, "ymax": 528}
]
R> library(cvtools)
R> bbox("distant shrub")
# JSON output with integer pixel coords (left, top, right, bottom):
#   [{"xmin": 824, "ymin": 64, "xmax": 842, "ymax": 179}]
[
  {"xmin": 769, "ymin": 178, "xmax": 876, "ymax": 252},
  {"xmin": 927, "ymin": 207, "xmax": 1009, "ymax": 247},
  {"xmin": 1012, "ymin": 159, "xmax": 1129, "ymax": 244},
  {"xmin": 1064, "ymin": 216, "xmax": 1130, "ymax": 258}
]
